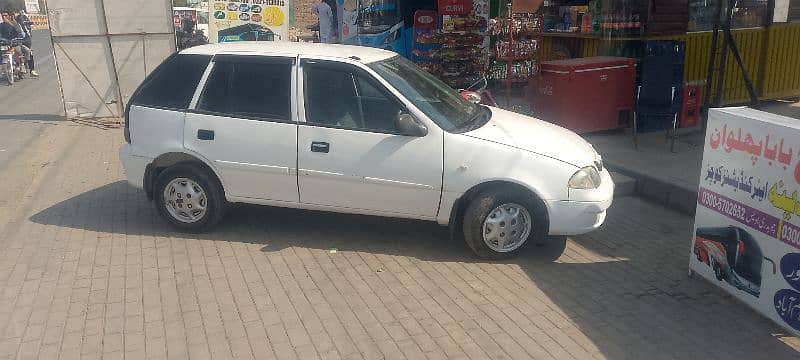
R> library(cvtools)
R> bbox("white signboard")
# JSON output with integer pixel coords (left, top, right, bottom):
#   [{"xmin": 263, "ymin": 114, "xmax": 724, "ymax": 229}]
[
  {"xmin": 25, "ymin": 0, "xmax": 40, "ymax": 13},
  {"xmin": 692, "ymin": 107, "xmax": 800, "ymax": 336},
  {"xmin": 209, "ymin": 0, "xmax": 288, "ymax": 43}
]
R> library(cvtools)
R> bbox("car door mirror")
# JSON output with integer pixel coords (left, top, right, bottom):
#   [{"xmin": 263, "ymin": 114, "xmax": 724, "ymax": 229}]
[{"xmin": 395, "ymin": 112, "xmax": 428, "ymax": 137}]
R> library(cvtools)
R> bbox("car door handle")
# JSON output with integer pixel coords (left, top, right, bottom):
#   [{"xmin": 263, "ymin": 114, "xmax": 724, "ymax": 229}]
[
  {"xmin": 197, "ymin": 129, "xmax": 214, "ymax": 140},
  {"xmin": 310, "ymin": 141, "xmax": 329, "ymax": 153}
]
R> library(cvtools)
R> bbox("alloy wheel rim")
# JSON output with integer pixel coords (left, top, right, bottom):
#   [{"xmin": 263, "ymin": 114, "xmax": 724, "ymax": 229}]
[
  {"xmin": 482, "ymin": 203, "xmax": 532, "ymax": 253},
  {"xmin": 163, "ymin": 177, "xmax": 207, "ymax": 223}
]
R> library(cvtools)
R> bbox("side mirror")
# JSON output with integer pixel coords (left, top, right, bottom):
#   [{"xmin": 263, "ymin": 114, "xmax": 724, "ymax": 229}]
[{"xmin": 395, "ymin": 112, "xmax": 428, "ymax": 137}]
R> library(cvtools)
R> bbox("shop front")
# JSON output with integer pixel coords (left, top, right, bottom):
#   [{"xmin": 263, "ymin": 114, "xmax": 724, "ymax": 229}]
[
  {"xmin": 535, "ymin": 0, "xmax": 800, "ymax": 106},
  {"xmin": 300, "ymin": 0, "xmax": 798, "ymax": 135}
]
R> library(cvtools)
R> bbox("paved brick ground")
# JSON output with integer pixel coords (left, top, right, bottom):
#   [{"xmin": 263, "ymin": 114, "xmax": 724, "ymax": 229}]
[{"xmin": 0, "ymin": 122, "xmax": 799, "ymax": 359}]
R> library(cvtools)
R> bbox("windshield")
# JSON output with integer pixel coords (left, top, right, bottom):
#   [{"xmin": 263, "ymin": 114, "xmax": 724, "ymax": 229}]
[{"xmin": 368, "ymin": 56, "xmax": 481, "ymax": 132}]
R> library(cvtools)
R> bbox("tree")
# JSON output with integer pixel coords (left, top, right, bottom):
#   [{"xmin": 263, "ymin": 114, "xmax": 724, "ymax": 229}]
[{"xmin": 0, "ymin": 0, "xmax": 24, "ymax": 12}]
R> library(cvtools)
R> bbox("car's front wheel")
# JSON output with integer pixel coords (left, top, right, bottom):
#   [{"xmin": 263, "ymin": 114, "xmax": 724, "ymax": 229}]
[
  {"xmin": 154, "ymin": 164, "xmax": 225, "ymax": 232},
  {"xmin": 462, "ymin": 189, "xmax": 547, "ymax": 259}
]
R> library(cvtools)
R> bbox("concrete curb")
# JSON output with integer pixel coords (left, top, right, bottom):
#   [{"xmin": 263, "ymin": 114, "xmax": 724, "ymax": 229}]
[{"xmin": 606, "ymin": 162, "xmax": 698, "ymax": 215}]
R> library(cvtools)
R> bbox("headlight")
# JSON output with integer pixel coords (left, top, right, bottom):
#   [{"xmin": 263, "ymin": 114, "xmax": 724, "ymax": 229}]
[{"xmin": 568, "ymin": 166, "xmax": 602, "ymax": 189}]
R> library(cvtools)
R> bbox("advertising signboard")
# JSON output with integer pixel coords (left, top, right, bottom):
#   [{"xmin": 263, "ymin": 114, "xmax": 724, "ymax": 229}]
[
  {"xmin": 25, "ymin": 0, "xmax": 40, "ymax": 13},
  {"xmin": 209, "ymin": 0, "xmax": 289, "ymax": 43},
  {"xmin": 692, "ymin": 107, "xmax": 800, "ymax": 336},
  {"xmin": 438, "ymin": 0, "xmax": 472, "ymax": 15}
]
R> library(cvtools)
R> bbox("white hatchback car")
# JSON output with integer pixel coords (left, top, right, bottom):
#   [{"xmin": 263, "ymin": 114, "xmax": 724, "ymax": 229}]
[{"xmin": 119, "ymin": 42, "xmax": 614, "ymax": 259}]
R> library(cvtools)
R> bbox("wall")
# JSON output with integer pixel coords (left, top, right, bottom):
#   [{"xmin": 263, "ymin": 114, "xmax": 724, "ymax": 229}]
[
  {"xmin": 294, "ymin": 0, "xmax": 318, "ymax": 38},
  {"xmin": 46, "ymin": 0, "xmax": 175, "ymax": 119},
  {"xmin": 664, "ymin": 25, "xmax": 800, "ymax": 105}
]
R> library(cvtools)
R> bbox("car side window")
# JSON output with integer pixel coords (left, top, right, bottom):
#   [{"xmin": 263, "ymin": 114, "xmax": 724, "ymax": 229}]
[
  {"xmin": 132, "ymin": 54, "xmax": 210, "ymax": 109},
  {"xmin": 197, "ymin": 58, "xmax": 292, "ymax": 121},
  {"xmin": 304, "ymin": 63, "xmax": 403, "ymax": 133},
  {"xmin": 353, "ymin": 74, "xmax": 404, "ymax": 132}
]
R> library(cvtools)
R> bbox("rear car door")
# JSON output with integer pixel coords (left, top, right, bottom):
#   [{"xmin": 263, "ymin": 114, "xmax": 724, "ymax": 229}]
[
  {"xmin": 183, "ymin": 55, "xmax": 299, "ymax": 204},
  {"xmin": 296, "ymin": 59, "xmax": 443, "ymax": 218}
]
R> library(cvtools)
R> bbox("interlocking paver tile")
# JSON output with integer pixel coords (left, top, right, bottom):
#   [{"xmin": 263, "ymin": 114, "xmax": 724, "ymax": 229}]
[{"xmin": 0, "ymin": 124, "xmax": 799, "ymax": 359}]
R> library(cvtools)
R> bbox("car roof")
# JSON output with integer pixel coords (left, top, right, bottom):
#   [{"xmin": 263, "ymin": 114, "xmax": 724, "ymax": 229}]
[{"xmin": 180, "ymin": 42, "xmax": 397, "ymax": 64}]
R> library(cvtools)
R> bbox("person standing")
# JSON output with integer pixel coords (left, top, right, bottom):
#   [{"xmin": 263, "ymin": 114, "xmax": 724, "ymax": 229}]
[
  {"xmin": 16, "ymin": 10, "xmax": 31, "ymax": 34},
  {"xmin": 312, "ymin": 0, "xmax": 334, "ymax": 43},
  {"xmin": 13, "ymin": 11, "xmax": 36, "ymax": 76}
]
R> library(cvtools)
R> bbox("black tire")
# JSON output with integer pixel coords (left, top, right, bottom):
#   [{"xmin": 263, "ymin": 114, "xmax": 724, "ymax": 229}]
[
  {"xmin": 154, "ymin": 163, "xmax": 226, "ymax": 232},
  {"xmin": 462, "ymin": 188, "xmax": 548, "ymax": 260}
]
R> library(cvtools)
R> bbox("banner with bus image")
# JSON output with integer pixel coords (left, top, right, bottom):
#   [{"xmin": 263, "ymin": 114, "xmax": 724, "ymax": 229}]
[
  {"xmin": 692, "ymin": 107, "xmax": 800, "ymax": 336},
  {"xmin": 209, "ymin": 0, "xmax": 289, "ymax": 43}
]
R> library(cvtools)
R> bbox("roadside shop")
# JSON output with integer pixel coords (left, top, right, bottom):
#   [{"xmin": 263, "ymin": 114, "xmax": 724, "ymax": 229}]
[{"xmin": 300, "ymin": 0, "xmax": 800, "ymax": 136}]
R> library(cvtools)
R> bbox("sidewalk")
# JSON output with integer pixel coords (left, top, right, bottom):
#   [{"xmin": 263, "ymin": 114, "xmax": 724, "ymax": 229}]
[
  {"xmin": 586, "ymin": 130, "xmax": 704, "ymax": 214},
  {"xmin": 0, "ymin": 121, "xmax": 797, "ymax": 359},
  {"xmin": 584, "ymin": 100, "xmax": 800, "ymax": 215}
]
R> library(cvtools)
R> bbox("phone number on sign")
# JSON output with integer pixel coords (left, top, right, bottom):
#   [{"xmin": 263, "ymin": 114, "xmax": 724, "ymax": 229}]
[
  {"xmin": 700, "ymin": 190, "xmax": 746, "ymax": 219},
  {"xmin": 699, "ymin": 188, "xmax": 778, "ymax": 236}
]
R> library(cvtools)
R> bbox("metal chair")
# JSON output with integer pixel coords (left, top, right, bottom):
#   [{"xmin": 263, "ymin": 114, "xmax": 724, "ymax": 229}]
[{"xmin": 633, "ymin": 54, "xmax": 680, "ymax": 152}]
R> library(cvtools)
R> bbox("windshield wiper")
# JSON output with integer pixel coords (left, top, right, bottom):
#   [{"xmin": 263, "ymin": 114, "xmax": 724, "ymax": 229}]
[{"xmin": 454, "ymin": 106, "xmax": 490, "ymax": 133}]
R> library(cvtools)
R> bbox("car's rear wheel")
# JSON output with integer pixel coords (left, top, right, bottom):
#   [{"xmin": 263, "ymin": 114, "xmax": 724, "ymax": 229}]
[
  {"xmin": 463, "ymin": 189, "xmax": 547, "ymax": 259},
  {"xmin": 155, "ymin": 163, "xmax": 225, "ymax": 232}
]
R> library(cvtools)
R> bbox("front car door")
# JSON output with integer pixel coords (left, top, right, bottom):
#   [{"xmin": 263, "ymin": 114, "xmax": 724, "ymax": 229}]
[
  {"xmin": 183, "ymin": 55, "xmax": 299, "ymax": 204},
  {"xmin": 296, "ymin": 58, "xmax": 444, "ymax": 219}
]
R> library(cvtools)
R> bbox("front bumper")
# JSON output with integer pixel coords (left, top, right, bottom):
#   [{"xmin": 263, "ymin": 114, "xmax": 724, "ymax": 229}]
[
  {"xmin": 547, "ymin": 169, "xmax": 614, "ymax": 235},
  {"xmin": 119, "ymin": 144, "xmax": 151, "ymax": 190}
]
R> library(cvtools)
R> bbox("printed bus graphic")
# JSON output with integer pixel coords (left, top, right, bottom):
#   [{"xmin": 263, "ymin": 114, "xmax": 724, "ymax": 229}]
[{"xmin": 694, "ymin": 226, "xmax": 776, "ymax": 297}]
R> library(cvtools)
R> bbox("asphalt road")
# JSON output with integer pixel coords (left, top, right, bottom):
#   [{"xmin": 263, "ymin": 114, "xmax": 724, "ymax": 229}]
[{"xmin": 0, "ymin": 30, "xmax": 64, "ymax": 170}]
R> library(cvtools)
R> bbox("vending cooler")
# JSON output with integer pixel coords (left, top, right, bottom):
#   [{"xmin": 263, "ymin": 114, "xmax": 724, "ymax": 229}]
[{"xmin": 529, "ymin": 57, "xmax": 636, "ymax": 134}]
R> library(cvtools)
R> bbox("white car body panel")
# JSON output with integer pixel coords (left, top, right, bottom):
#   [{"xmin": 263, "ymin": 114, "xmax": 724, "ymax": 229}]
[
  {"xmin": 183, "ymin": 113, "xmax": 299, "ymax": 203},
  {"xmin": 464, "ymin": 107, "xmax": 597, "ymax": 167},
  {"xmin": 297, "ymin": 125, "xmax": 443, "ymax": 218},
  {"xmin": 437, "ymin": 130, "xmax": 578, "ymax": 225},
  {"xmin": 127, "ymin": 106, "xmax": 186, "ymax": 159}
]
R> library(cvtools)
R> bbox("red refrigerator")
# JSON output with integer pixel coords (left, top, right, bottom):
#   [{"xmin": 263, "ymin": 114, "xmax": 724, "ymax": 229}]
[{"xmin": 529, "ymin": 56, "xmax": 636, "ymax": 134}]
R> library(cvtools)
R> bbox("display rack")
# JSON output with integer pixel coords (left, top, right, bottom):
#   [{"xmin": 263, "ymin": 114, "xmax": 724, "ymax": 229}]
[
  {"xmin": 411, "ymin": 10, "xmax": 442, "ymax": 76},
  {"xmin": 439, "ymin": 7, "xmax": 490, "ymax": 89},
  {"xmin": 489, "ymin": 2, "xmax": 543, "ymax": 106}
]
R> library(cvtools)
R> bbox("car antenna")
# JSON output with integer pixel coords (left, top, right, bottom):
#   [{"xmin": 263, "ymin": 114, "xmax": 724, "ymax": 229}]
[{"xmin": 349, "ymin": 56, "xmax": 361, "ymax": 61}]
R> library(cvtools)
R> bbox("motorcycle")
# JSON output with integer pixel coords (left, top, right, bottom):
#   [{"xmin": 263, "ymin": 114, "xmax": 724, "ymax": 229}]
[
  {"xmin": 0, "ymin": 38, "xmax": 27, "ymax": 86},
  {"xmin": 459, "ymin": 76, "xmax": 498, "ymax": 107}
]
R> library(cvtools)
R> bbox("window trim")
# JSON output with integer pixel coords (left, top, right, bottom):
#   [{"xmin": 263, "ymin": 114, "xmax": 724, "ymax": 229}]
[
  {"xmin": 185, "ymin": 108, "xmax": 298, "ymax": 125},
  {"xmin": 192, "ymin": 55, "xmax": 296, "ymax": 123},
  {"xmin": 300, "ymin": 59, "xmax": 412, "ymax": 135},
  {"xmin": 129, "ymin": 53, "xmax": 212, "ymax": 112}
]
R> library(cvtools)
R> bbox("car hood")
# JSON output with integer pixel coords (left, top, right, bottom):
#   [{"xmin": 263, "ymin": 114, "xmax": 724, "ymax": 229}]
[{"xmin": 463, "ymin": 107, "xmax": 597, "ymax": 167}]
